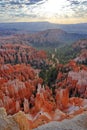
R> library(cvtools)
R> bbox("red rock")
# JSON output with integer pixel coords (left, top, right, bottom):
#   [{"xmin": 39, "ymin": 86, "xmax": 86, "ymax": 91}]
[{"xmin": 24, "ymin": 98, "xmax": 29, "ymax": 113}]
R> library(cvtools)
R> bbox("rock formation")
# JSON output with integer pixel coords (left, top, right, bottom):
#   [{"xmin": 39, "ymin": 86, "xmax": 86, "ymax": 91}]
[
  {"xmin": 0, "ymin": 58, "xmax": 87, "ymax": 129},
  {"xmin": 73, "ymin": 39, "xmax": 87, "ymax": 64},
  {"xmin": 0, "ymin": 44, "xmax": 47, "ymax": 69}
]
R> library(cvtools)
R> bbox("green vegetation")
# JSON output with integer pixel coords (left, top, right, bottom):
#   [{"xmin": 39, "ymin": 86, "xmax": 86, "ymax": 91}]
[
  {"xmin": 47, "ymin": 45, "xmax": 80, "ymax": 64},
  {"xmin": 39, "ymin": 44, "xmax": 80, "ymax": 86},
  {"xmin": 39, "ymin": 45, "xmax": 76, "ymax": 86},
  {"xmin": 39, "ymin": 67, "xmax": 57, "ymax": 86},
  {"xmin": 56, "ymin": 45, "xmax": 79, "ymax": 64}
]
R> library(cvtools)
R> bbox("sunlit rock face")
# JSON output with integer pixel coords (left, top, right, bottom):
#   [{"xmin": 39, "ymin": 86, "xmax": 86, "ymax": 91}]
[
  {"xmin": 13, "ymin": 111, "xmax": 30, "ymax": 130},
  {"xmin": 0, "ymin": 61, "xmax": 87, "ymax": 129}
]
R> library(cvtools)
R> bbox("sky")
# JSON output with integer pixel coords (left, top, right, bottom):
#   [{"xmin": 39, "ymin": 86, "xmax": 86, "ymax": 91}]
[{"xmin": 0, "ymin": 0, "xmax": 87, "ymax": 23}]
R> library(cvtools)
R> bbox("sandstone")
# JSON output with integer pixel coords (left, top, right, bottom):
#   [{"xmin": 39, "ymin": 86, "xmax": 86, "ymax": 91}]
[
  {"xmin": 0, "ymin": 108, "xmax": 20, "ymax": 130},
  {"xmin": 13, "ymin": 111, "xmax": 30, "ymax": 130}
]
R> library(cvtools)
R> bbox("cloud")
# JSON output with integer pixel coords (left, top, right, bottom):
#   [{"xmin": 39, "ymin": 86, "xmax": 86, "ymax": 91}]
[
  {"xmin": 67, "ymin": 0, "xmax": 80, "ymax": 5},
  {"xmin": 68, "ymin": 0, "xmax": 87, "ymax": 17},
  {"xmin": 30, "ymin": 0, "xmax": 44, "ymax": 4},
  {"xmin": 0, "ymin": 0, "xmax": 87, "ymax": 23}
]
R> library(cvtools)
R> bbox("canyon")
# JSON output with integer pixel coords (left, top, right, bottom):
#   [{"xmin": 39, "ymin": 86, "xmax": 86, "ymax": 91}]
[
  {"xmin": 0, "ymin": 44, "xmax": 87, "ymax": 129},
  {"xmin": 0, "ymin": 39, "xmax": 87, "ymax": 130}
]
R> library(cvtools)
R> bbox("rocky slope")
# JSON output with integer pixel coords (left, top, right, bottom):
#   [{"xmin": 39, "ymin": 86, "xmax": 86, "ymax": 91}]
[
  {"xmin": 73, "ymin": 39, "xmax": 87, "ymax": 49},
  {"xmin": 0, "ymin": 107, "xmax": 30, "ymax": 130},
  {"xmin": 0, "ymin": 107, "xmax": 87, "ymax": 130},
  {"xmin": 0, "ymin": 64, "xmax": 43, "ymax": 115},
  {"xmin": 0, "ymin": 44, "xmax": 47, "ymax": 69},
  {"xmin": 73, "ymin": 39, "xmax": 87, "ymax": 64},
  {"xmin": 0, "ymin": 61, "xmax": 87, "ymax": 129},
  {"xmin": 34, "ymin": 112, "xmax": 87, "ymax": 130},
  {"xmin": 0, "ymin": 43, "xmax": 87, "ymax": 129},
  {"xmin": 56, "ymin": 61, "xmax": 87, "ymax": 98}
]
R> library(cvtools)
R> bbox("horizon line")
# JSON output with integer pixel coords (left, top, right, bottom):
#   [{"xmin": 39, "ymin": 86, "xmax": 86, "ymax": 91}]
[{"xmin": 0, "ymin": 21, "xmax": 87, "ymax": 25}]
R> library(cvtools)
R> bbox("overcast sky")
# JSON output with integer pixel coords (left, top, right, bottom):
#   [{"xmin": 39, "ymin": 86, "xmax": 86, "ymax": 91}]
[{"xmin": 0, "ymin": 0, "xmax": 87, "ymax": 23}]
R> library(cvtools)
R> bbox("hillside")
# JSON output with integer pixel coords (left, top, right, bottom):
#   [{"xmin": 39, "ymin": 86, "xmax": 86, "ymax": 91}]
[
  {"xmin": 47, "ymin": 39, "xmax": 87, "ymax": 65},
  {"xmin": 0, "ymin": 29, "xmax": 87, "ymax": 48},
  {"xmin": 27, "ymin": 29, "xmax": 87, "ymax": 47},
  {"xmin": 0, "ymin": 44, "xmax": 48, "ymax": 69},
  {"xmin": 73, "ymin": 39, "xmax": 87, "ymax": 64}
]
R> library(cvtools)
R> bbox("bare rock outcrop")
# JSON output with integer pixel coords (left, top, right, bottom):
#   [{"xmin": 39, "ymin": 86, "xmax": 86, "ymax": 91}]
[
  {"xmin": 34, "ymin": 112, "xmax": 87, "ymax": 130},
  {"xmin": 0, "ymin": 107, "xmax": 20, "ymax": 130}
]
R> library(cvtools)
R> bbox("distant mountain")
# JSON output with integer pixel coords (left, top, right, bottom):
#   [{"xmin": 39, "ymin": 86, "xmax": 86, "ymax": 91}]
[
  {"xmin": 28, "ymin": 29, "xmax": 87, "ymax": 47},
  {"xmin": 0, "ymin": 22, "xmax": 87, "ymax": 34},
  {"xmin": 0, "ymin": 29, "xmax": 87, "ymax": 48}
]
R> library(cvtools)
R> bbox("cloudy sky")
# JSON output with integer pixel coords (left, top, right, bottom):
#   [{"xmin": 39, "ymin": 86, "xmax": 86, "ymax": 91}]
[{"xmin": 0, "ymin": 0, "xmax": 87, "ymax": 23}]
